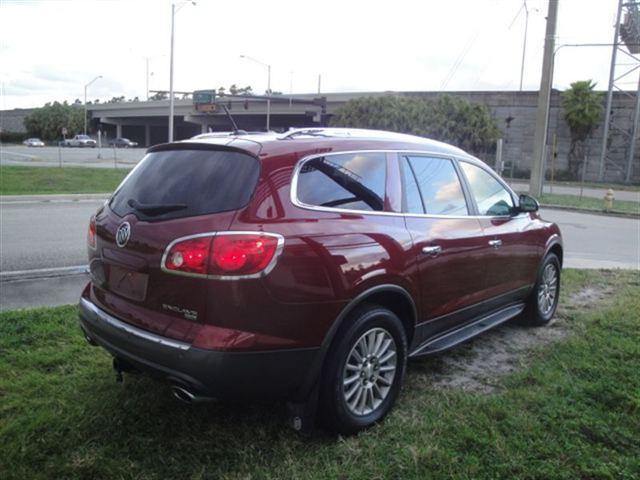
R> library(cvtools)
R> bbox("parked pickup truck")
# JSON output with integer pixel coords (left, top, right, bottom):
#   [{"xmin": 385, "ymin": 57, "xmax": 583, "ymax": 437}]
[{"xmin": 61, "ymin": 135, "xmax": 97, "ymax": 147}]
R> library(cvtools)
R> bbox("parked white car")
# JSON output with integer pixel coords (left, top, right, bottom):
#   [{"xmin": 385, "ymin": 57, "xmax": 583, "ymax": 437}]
[
  {"xmin": 60, "ymin": 134, "xmax": 97, "ymax": 147},
  {"xmin": 23, "ymin": 138, "xmax": 45, "ymax": 147}
]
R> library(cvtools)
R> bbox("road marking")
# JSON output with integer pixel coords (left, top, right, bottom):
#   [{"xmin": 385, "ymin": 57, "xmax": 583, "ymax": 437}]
[{"xmin": 0, "ymin": 150, "xmax": 42, "ymax": 160}]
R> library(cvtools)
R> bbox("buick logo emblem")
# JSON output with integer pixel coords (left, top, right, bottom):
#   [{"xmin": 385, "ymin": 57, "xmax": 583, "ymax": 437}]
[{"xmin": 115, "ymin": 222, "xmax": 131, "ymax": 248}]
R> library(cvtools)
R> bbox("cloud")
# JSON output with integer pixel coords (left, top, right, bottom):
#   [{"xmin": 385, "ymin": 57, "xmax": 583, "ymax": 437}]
[{"xmin": 0, "ymin": 0, "xmax": 621, "ymax": 109}]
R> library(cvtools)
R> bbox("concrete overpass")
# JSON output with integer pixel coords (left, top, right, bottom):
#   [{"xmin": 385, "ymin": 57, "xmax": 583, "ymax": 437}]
[
  {"xmin": 87, "ymin": 92, "xmax": 379, "ymax": 146},
  {"xmin": 5, "ymin": 89, "xmax": 637, "ymax": 182}
]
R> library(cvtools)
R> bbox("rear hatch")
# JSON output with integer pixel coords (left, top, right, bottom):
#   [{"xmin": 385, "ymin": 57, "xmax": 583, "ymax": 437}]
[{"xmin": 89, "ymin": 144, "xmax": 261, "ymax": 342}]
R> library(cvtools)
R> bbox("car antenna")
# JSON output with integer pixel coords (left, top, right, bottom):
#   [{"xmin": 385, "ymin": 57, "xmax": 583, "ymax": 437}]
[{"xmin": 220, "ymin": 104, "xmax": 247, "ymax": 135}]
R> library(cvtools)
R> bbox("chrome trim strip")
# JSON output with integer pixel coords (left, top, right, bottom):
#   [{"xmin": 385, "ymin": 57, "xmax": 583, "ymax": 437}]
[
  {"xmin": 160, "ymin": 230, "xmax": 285, "ymax": 280},
  {"xmin": 80, "ymin": 297, "xmax": 190, "ymax": 351},
  {"xmin": 289, "ymin": 149, "xmax": 523, "ymax": 220}
]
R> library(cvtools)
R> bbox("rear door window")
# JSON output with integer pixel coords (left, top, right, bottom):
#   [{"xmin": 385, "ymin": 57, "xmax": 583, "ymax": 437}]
[
  {"xmin": 403, "ymin": 156, "xmax": 468, "ymax": 216},
  {"xmin": 459, "ymin": 161, "xmax": 514, "ymax": 216},
  {"xmin": 109, "ymin": 149, "xmax": 260, "ymax": 221},
  {"xmin": 296, "ymin": 152, "xmax": 387, "ymax": 212}
]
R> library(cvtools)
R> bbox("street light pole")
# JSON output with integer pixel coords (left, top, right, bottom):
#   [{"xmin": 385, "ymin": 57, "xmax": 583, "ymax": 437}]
[
  {"xmin": 168, "ymin": 1, "xmax": 196, "ymax": 142},
  {"xmin": 146, "ymin": 57, "xmax": 150, "ymax": 101},
  {"xmin": 240, "ymin": 54, "xmax": 271, "ymax": 131},
  {"xmin": 84, "ymin": 75, "xmax": 102, "ymax": 135},
  {"xmin": 168, "ymin": 2, "xmax": 176, "ymax": 142},
  {"xmin": 267, "ymin": 64, "xmax": 271, "ymax": 131}
]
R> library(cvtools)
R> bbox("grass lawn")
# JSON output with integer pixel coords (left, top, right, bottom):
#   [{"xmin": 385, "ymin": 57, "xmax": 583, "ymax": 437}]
[
  {"xmin": 548, "ymin": 181, "xmax": 640, "ymax": 193},
  {"xmin": 0, "ymin": 166, "xmax": 128, "ymax": 195},
  {"xmin": 1, "ymin": 270, "xmax": 638, "ymax": 479},
  {"xmin": 532, "ymin": 192, "xmax": 639, "ymax": 216}
]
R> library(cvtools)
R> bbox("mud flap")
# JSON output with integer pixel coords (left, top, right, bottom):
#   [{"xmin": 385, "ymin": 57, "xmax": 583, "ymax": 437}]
[{"xmin": 286, "ymin": 381, "xmax": 320, "ymax": 436}]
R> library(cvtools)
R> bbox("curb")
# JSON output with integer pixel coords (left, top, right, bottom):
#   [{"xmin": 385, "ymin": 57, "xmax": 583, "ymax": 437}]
[
  {"xmin": 0, "ymin": 265, "xmax": 89, "ymax": 283},
  {"xmin": 0, "ymin": 193, "xmax": 110, "ymax": 204},
  {"xmin": 541, "ymin": 204, "xmax": 640, "ymax": 219}
]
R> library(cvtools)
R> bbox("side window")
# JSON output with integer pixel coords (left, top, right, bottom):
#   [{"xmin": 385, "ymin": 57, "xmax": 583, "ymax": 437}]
[
  {"xmin": 296, "ymin": 152, "xmax": 386, "ymax": 212},
  {"xmin": 404, "ymin": 156, "xmax": 469, "ymax": 216},
  {"xmin": 400, "ymin": 158, "xmax": 424, "ymax": 214},
  {"xmin": 460, "ymin": 161, "xmax": 514, "ymax": 216}
]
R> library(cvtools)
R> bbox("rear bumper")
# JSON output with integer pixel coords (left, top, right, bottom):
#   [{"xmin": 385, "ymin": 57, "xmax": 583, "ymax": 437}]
[{"xmin": 78, "ymin": 297, "xmax": 319, "ymax": 400}]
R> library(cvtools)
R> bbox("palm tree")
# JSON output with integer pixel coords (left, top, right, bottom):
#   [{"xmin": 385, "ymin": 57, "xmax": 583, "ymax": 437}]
[{"xmin": 561, "ymin": 80, "xmax": 603, "ymax": 178}]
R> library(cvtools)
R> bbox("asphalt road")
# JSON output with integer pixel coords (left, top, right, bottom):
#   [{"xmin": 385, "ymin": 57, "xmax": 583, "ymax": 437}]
[
  {"xmin": 0, "ymin": 197, "xmax": 638, "ymax": 310},
  {"xmin": 0, "ymin": 145, "xmax": 142, "ymax": 169},
  {"xmin": 0, "ymin": 198, "xmax": 102, "ymax": 272},
  {"xmin": 2, "ymin": 198, "xmax": 638, "ymax": 273}
]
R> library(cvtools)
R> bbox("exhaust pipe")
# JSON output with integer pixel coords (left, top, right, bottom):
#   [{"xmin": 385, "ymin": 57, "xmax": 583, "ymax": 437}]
[{"xmin": 171, "ymin": 385, "xmax": 214, "ymax": 404}]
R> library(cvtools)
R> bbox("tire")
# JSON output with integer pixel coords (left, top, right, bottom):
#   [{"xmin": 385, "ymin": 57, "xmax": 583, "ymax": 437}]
[
  {"xmin": 520, "ymin": 253, "xmax": 561, "ymax": 326},
  {"xmin": 319, "ymin": 304, "xmax": 407, "ymax": 435}
]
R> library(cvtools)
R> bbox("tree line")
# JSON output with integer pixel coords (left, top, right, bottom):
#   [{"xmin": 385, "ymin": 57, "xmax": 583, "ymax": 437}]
[{"xmin": 18, "ymin": 81, "xmax": 603, "ymax": 180}]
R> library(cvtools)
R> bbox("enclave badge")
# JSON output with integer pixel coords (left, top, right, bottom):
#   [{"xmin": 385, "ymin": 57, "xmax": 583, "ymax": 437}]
[{"xmin": 116, "ymin": 222, "xmax": 131, "ymax": 248}]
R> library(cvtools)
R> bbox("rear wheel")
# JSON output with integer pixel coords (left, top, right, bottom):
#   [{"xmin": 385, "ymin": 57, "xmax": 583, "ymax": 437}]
[
  {"xmin": 320, "ymin": 305, "xmax": 407, "ymax": 435},
  {"xmin": 520, "ymin": 253, "xmax": 560, "ymax": 326}
]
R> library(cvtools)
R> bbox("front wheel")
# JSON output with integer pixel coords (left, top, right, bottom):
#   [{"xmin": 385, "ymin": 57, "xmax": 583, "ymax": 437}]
[
  {"xmin": 520, "ymin": 253, "xmax": 561, "ymax": 326},
  {"xmin": 320, "ymin": 305, "xmax": 407, "ymax": 435}
]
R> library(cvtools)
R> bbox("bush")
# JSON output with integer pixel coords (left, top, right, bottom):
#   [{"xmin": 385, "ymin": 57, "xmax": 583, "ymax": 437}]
[
  {"xmin": 24, "ymin": 101, "xmax": 84, "ymax": 141},
  {"xmin": 0, "ymin": 131, "xmax": 28, "ymax": 144},
  {"xmin": 330, "ymin": 95, "xmax": 501, "ymax": 155}
]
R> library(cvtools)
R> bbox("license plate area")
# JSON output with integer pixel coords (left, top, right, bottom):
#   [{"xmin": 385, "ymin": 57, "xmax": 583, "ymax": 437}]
[{"xmin": 108, "ymin": 265, "xmax": 149, "ymax": 302}]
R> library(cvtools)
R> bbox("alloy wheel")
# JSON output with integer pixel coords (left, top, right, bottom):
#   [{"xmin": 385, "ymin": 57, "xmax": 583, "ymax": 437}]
[
  {"xmin": 342, "ymin": 327, "xmax": 397, "ymax": 416},
  {"xmin": 537, "ymin": 263, "xmax": 558, "ymax": 315}
]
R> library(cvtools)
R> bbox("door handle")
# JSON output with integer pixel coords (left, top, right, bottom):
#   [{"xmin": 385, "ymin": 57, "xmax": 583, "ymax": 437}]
[
  {"xmin": 422, "ymin": 245, "xmax": 442, "ymax": 256},
  {"xmin": 488, "ymin": 239, "xmax": 502, "ymax": 248}
]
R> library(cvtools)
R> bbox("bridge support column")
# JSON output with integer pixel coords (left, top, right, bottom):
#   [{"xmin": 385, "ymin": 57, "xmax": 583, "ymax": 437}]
[
  {"xmin": 145, "ymin": 125, "xmax": 151, "ymax": 147},
  {"xmin": 116, "ymin": 123, "xmax": 122, "ymax": 138}
]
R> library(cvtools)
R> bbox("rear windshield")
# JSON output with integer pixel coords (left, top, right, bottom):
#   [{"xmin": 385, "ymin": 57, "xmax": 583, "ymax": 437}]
[{"xmin": 109, "ymin": 149, "xmax": 260, "ymax": 221}]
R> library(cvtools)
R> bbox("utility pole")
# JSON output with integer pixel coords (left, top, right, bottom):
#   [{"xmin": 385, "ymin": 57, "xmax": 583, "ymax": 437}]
[
  {"xmin": 519, "ymin": 1, "xmax": 530, "ymax": 91},
  {"xmin": 529, "ymin": 0, "xmax": 559, "ymax": 197},
  {"xmin": 598, "ymin": 0, "xmax": 624, "ymax": 181}
]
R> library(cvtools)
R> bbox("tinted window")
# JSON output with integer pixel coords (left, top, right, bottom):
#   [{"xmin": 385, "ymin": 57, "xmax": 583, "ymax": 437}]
[
  {"xmin": 400, "ymin": 158, "xmax": 424, "ymax": 214},
  {"xmin": 109, "ymin": 149, "xmax": 260, "ymax": 221},
  {"xmin": 405, "ymin": 156, "xmax": 468, "ymax": 215},
  {"xmin": 296, "ymin": 152, "xmax": 386, "ymax": 211},
  {"xmin": 460, "ymin": 161, "xmax": 514, "ymax": 216}
]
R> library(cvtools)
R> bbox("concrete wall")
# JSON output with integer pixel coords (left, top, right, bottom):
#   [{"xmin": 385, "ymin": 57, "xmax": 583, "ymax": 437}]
[
  {"xmin": 0, "ymin": 108, "xmax": 35, "ymax": 133},
  {"xmin": 402, "ymin": 90, "xmax": 638, "ymax": 183}
]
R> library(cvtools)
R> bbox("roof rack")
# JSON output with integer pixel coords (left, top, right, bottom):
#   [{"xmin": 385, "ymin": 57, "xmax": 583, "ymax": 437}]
[
  {"xmin": 280, "ymin": 128, "xmax": 358, "ymax": 140},
  {"xmin": 280, "ymin": 127, "xmax": 424, "ymax": 141}
]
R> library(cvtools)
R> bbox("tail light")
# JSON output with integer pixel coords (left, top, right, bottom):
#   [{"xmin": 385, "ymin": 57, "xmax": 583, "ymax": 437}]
[
  {"xmin": 162, "ymin": 232, "xmax": 284, "ymax": 279},
  {"xmin": 88, "ymin": 215, "xmax": 97, "ymax": 249}
]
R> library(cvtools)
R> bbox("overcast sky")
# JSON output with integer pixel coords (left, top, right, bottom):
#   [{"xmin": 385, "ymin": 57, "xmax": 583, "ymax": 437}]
[{"xmin": 0, "ymin": 0, "xmax": 623, "ymax": 110}]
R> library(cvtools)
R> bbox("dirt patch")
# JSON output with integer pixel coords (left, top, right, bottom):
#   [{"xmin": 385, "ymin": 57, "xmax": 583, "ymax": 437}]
[
  {"xmin": 415, "ymin": 285, "xmax": 612, "ymax": 394},
  {"xmin": 564, "ymin": 286, "xmax": 615, "ymax": 309}
]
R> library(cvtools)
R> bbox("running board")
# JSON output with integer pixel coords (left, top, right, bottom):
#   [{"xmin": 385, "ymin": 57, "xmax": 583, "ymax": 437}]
[{"xmin": 409, "ymin": 303, "xmax": 525, "ymax": 357}]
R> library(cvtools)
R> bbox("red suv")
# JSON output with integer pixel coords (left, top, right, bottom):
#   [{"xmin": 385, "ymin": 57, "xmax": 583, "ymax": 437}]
[{"xmin": 79, "ymin": 128, "xmax": 562, "ymax": 434}]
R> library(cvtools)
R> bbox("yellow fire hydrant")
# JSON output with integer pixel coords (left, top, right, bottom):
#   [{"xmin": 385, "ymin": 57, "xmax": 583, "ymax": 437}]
[{"xmin": 604, "ymin": 189, "xmax": 615, "ymax": 212}]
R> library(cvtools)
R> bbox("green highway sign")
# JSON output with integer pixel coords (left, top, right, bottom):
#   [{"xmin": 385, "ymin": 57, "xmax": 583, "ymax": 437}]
[{"xmin": 193, "ymin": 90, "xmax": 216, "ymax": 105}]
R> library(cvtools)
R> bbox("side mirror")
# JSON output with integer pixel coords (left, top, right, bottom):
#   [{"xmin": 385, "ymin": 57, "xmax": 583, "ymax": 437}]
[{"xmin": 518, "ymin": 194, "xmax": 539, "ymax": 213}]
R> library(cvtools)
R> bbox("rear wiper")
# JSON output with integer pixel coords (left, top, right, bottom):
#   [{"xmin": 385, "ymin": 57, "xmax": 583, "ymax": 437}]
[{"xmin": 127, "ymin": 198, "xmax": 187, "ymax": 216}]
